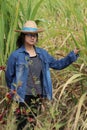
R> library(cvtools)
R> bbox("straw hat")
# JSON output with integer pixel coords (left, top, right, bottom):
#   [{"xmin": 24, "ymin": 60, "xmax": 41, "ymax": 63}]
[{"xmin": 15, "ymin": 20, "xmax": 44, "ymax": 34}]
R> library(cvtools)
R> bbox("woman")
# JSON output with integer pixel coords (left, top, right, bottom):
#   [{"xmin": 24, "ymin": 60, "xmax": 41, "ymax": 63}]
[{"xmin": 5, "ymin": 20, "xmax": 79, "ymax": 129}]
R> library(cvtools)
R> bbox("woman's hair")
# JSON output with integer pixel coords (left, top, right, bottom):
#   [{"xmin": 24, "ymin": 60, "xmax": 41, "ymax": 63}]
[
  {"xmin": 16, "ymin": 33, "xmax": 38, "ymax": 48},
  {"xmin": 16, "ymin": 33, "xmax": 25, "ymax": 48}
]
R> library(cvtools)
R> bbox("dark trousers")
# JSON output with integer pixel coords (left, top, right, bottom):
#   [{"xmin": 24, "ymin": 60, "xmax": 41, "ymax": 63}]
[{"xmin": 17, "ymin": 95, "xmax": 42, "ymax": 130}]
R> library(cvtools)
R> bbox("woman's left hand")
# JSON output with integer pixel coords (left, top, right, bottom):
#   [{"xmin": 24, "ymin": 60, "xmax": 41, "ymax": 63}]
[{"xmin": 74, "ymin": 48, "xmax": 80, "ymax": 55}]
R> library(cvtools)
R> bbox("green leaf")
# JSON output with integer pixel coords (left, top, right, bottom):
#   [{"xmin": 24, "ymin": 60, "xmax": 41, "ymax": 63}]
[
  {"xmin": 30, "ymin": 0, "xmax": 44, "ymax": 20},
  {"xmin": 71, "ymin": 33, "xmax": 79, "ymax": 47},
  {"xmin": 83, "ymin": 26, "xmax": 87, "ymax": 47}
]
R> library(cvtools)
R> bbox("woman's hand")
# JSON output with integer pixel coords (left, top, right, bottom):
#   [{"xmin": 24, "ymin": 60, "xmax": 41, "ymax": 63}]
[{"xmin": 74, "ymin": 48, "xmax": 80, "ymax": 55}]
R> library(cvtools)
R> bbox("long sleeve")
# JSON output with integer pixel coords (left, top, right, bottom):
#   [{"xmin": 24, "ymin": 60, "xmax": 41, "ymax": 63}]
[
  {"xmin": 5, "ymin": 53, "xmax": 16, "ymax": 88},
  {"xmin": 46, "ymin": 51, "xmax": 79, "ymax": 70}
]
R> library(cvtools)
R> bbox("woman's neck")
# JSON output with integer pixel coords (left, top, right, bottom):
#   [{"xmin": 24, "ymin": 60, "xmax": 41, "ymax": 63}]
[{"xmin": 25, "ymin": 44, "xmax": 36, "ymax": 57}]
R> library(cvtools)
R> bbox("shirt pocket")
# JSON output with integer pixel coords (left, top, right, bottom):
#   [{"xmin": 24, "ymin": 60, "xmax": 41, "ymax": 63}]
[{"xmin": 16, "ymin": 63, "xmax": 25, "ymax": 72}]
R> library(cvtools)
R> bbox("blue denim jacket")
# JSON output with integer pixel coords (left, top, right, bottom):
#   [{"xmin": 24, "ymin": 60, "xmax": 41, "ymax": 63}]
[{"xmin": 5, "ymin": 45, "xmax": 78, "ymax": 102}]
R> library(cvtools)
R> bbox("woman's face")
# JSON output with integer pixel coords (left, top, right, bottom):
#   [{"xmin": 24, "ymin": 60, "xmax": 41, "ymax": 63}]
[{"xmin": 24, "ymin": 33, "xmax": 38, "ymax": 46}]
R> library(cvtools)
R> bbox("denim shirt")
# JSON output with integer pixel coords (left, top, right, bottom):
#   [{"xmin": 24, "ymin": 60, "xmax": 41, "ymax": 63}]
[{"xmin": 5, "ymin": 45, "xmax": 78, "ymax": 102}]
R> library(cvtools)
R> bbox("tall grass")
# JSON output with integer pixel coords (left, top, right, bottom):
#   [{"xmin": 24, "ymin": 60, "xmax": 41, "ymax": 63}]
[{"xmin": 0, "ymin": 0, "xmax": 44, "ymax": 65}]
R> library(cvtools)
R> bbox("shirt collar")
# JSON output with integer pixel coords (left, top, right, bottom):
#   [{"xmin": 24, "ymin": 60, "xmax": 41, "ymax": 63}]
[
  {"xmin": 17, "ymin": 45, "xmax": 41, "ymax": 54},
  {"xmin": 17, "ymin": 45, "xmax": 26, "ymax": 53}
]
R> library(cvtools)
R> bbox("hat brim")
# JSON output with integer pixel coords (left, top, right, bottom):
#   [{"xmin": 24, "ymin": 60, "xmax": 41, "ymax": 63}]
[{"xmin": 14, "ymin": 29, "xmax": 44, "ymax": 34}]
